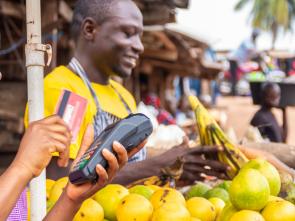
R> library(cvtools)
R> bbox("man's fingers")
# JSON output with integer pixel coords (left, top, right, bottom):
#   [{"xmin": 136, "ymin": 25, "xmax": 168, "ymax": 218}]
[
  {"xmin": 76, "ymin": 124, "xmax": 94, "ymax": 160},
  {"xmin": 180, "ymin": 171, "xmax": 199, "ymax": 183},
  {"xmin": 102, "ymin": 149, "xmax": 119, "ymax": 180},
  {"xmin": 113, "ymin": 141, "xmax": 128, "ymax": 168},
  {"xmin": 128, "ymin": 140, "xmax": 147, "ymax": 158},
  {"xmin": 185, "ymin": 146, "xmax": 221, "ymax": 155},
  {"xmin": 95, "ymin": 165, "xmax": 108, "ymax": 187},
  {"xmin": 184, "ymin": 156, "xmax": 229, "ymax": 172},
  {"xmin": 184, "ymin": 163, "xmax": 228, "ymax": 178}
]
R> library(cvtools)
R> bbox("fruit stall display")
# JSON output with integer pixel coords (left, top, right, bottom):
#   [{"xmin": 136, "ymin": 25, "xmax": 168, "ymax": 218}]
[
  {"xmin": 29, "ymin": 95, "xmax": 295, "ymax": 220},
  {"xmin": 42, "ymin": 158, "xmax": 295, "ymax": 221}
]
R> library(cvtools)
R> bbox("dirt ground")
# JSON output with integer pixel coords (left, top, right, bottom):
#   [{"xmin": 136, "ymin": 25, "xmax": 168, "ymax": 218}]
[{"xmin": 216, "ymin": 96, "xmax": 295, "ymax": 145}]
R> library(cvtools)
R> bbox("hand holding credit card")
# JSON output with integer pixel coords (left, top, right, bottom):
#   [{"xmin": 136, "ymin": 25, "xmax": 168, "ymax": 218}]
[{"xmin": 55, "ymin": 90, "xmax": 88, "ymax": 143}]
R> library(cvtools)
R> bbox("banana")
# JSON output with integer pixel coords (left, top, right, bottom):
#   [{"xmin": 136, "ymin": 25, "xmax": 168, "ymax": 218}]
[{"xmin": 188, "ymin": 95, "xmax": 248, "ymax": 178}]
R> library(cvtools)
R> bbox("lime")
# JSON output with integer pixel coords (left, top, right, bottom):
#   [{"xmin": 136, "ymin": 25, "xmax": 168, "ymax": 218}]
[
  {"xmin": 216, "ymin": 181, "xmax": 232, "ymax": 192},
  {"xmin": 205, "ymin": 187, "xmax": 230, "ymax": 203},
  {"xmin": 217, "ymin": 203, "xmax": 238, "ymax": 221},
  {"xmin": 185, "ymin": 183, "xmax": 211, "ymax": 199},
  {"xmin": 229, "ymin": 169, "xmax": 270, "ymax": 211},
  {"xmin": 93, "ymin": 184, "xmax": 129, "ymax": 221},
  {"xmin": 129, "ymin": 185, "xmax": 153, "ymax": 199},
  {"xmin": 241, "ymin": 158, "xmax": 281, "ymax": 196}
]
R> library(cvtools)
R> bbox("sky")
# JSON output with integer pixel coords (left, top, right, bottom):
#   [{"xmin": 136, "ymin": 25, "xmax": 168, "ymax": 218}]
[{"xmin": 171, "ymin": 0, "xmax": 295, "ymax": 51}]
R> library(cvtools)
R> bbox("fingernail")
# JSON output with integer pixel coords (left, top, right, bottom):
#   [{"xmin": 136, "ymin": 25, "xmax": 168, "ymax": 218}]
[
  {"xmin": 113, "ymin": 141, "xmax": 120, "ymax": 146},
  {"xmin": 96, "ymin": 164, "xmax": 103, "ymax": 170},
  {"xmin": 102, "ymin": 149, "xmax": 110, "ymax": 155}
]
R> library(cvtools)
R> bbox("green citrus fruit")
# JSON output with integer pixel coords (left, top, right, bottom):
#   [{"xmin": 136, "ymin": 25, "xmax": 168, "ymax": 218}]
[
  {"xmin": 129, "ymin": 185, "xmax": 153, "ymax": 199},
  {"xmin": 93, "ymin": 184, "xmax": 129, "ymax": 221},
  {"xmin": 241, "ymin": 158, "xmax": 281, "ymax": 196},
  {"xmin": 216, "ymin": 181, "xmax": 232, "ymax": 192},
  {"xmin": 229, "ymin": 168, "xmax": 270, "ymax": 211},
  {"xmin": 185, "ymin": 183, "xmax": 211, "ymax": 199},
  {"xmin": 217, "ymin": 203, "xmax": 238, "ymax": 221},
  {"xmin": 205, "ymin": 187, "xmax": 230, "ymax": 203}
]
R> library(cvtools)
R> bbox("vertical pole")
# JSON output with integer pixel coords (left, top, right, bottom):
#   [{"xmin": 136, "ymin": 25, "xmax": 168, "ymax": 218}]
[{"xmin": 25, "ymin": 0, "xmax": 46, "ymax": 220}]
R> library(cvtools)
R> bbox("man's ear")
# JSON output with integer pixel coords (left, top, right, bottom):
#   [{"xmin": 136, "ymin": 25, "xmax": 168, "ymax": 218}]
[{"xmin": 81, "ymin": 17, "xmax": 99, "ymax": 41}]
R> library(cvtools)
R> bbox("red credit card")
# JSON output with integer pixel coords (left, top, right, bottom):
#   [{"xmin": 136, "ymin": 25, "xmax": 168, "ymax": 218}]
[{"xmin": 55, "ymin": 90, "xmax": 88, "ymax": 143}]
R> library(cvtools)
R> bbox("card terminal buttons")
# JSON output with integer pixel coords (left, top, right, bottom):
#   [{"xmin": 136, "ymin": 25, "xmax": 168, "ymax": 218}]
[{"xmin": 69, "ymin": 113, "xmax": 153, "ymax": 185}]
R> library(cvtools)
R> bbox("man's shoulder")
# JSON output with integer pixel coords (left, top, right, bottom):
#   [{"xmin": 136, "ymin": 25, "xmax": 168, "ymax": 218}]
[
  {"xmin": 44, "ymin": 66, "xmax": 85, "ymax": 90},
  {"xmin": 251, "ymin": 109, "xmax": 270, "ymax": 125},
  {"xmin": 45, "ymin": 66, "xmax": 75, "ymax": 83}
]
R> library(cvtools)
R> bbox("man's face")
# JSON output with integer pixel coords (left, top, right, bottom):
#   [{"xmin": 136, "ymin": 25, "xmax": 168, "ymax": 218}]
[{"xmin": 93, "ymin": 0, "xmax": 144, "ymax": 78}]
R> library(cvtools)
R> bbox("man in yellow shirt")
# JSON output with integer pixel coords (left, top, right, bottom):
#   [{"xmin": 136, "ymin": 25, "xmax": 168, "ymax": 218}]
[{"xmin": 25, "ymin": 0, "xmax": 144, "ymax": 179}]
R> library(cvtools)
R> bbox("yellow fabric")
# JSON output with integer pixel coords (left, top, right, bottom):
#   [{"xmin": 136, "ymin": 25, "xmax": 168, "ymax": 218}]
[{"xmin": 24, "ymin": 65, "xmax": 136, "ymax": 159}]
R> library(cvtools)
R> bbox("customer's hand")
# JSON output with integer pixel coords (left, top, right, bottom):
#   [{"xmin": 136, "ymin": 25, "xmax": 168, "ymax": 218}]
[
  {"xmin": 65, "ymin": 125, "xmax": 128, "ymax": 204},
  {"xmin": 12, "ymin": 115, "xmax": 71, "ymax": 178}
]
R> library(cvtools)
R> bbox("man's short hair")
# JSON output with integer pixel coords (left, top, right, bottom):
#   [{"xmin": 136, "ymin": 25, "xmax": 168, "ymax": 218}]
[{"xmin": 71, "ymin": 0, "xmax": 119, "ymax": 41}]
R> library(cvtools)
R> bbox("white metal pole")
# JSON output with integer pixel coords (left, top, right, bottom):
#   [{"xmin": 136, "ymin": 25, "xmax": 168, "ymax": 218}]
[{"xmin": 25, "ymin": 0, "xmax": 46, "ymax": 220}]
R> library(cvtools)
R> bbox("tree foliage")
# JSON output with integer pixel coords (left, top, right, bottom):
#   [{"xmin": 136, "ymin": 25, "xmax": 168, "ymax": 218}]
[{"xmin": 235, "ymin": 0, "xmax": 295, "ymax": 47}]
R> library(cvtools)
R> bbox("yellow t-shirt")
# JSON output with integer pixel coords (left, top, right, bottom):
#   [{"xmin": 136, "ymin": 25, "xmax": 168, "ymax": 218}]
[{"xmin": 24, "ymin": 66, "xmax": 136, "ymax": 159}]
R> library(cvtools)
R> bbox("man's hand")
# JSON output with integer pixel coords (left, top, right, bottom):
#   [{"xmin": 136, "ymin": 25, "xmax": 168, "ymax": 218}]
[
  {"xmin": 128, "ymin": 140, "xmax": 147, "ymax": 158},
  {"xmin": 154, "ymin": 145, "xmax": 229, "ymax": 184},
  {"xmin": 113, "ymin": 144, "xmax": 229, "ymax": 186},
  {"xmin": 180, "ymin": 146, "xmax": 229, "ymax": 182},
  {"xmin": 12, "ymin": 115, "xmax": 71, "ymax": 179},
  {"xmin": 65, "ymin": 125, "xmax": 128, "ymax": 204}
]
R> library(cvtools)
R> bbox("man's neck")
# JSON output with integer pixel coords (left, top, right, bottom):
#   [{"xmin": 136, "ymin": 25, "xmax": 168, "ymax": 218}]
[
  {"xmin": 261, "ymin": 105, "xmax": 272, "ymax": 112},
  {"xmin": 74, "ymin": 54, "xmax": 109, "ymax": 85}
]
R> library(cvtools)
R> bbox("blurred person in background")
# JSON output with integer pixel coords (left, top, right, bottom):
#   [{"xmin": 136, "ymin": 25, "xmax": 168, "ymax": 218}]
[
  {"xmin": 250, "ymin": 82, "xmax": 288, "ymax": 143},
  {"xmin": 228, "ymin": 29, "xmax": 261, "ymax": 95},
  {"xmin": 143, "ymin": 93, "xmax": 176, "ymax": 125}
]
